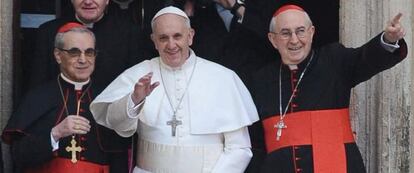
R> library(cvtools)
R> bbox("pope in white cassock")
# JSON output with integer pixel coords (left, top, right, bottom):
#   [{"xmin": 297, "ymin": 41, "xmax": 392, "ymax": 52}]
[{"xmin": 90, "ymin": 6, "xmax": 259, "ymax": 173}]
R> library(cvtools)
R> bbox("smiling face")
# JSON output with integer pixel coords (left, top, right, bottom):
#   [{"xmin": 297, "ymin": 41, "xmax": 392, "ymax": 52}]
[
  {"xmin": 71, "ymin": 0, "xmax": 109, "ymax": 23},
  {"xmin": 54, "ymin": 31, "xmax": 96, "ymax": 82},
  {"xmin": 268, "ymin": 9, "xmax": 315, "ymax": 65},
  {"xmin": 151, "ymin": 14, "xmax": 194, "ymax": 68}
]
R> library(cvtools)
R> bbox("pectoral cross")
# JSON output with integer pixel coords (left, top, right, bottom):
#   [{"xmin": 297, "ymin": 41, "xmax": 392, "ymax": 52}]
[
  {"xmin": 166, "ymin": 115, "xmax": 182, "ymax": 137},
  {"xmin": 66, "ymin": 138, "xmax": 82, "ymax": 163},
  {"xmin": 275, "ymin": 120, "xmax": 287, "ymax": 141}
]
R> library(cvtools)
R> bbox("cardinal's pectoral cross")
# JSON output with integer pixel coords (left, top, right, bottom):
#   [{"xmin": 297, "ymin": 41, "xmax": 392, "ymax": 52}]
[
  {"xmin": 275, "ymin": 120, "xmax": 287, "ymax": 141},
  {"xmin": 166, "ymin": 115, "xmax": 182, "ymax": 137},
  {"xmin": 66, "ymin": 138, "xmax": 82, "ymax": 163}
]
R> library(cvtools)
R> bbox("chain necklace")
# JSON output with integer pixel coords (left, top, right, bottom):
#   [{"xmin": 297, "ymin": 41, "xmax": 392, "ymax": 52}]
[
  {"xmin": 276, "ymin": 51, "xmax": 314, "ymax": 141},
  {"xmin": 57, "ymin": 75, "xmax": 91, "ymax": 163},
  {"xmin": 159, "ymin": 57, "xmax": 197, "ymax": 136}
]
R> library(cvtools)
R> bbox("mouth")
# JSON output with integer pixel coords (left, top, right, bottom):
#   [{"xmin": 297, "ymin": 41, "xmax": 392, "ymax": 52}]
[
  {"xmin": 76, "ymin": 66, "xmax": 90, "ymax": 70},
  {"xmin": 288, "ymin": 46, "xmax": 302, "ymax": 51},
  {"xmin": 81, "ymin": 7, "xmax": 97, "ymax": 12},
  {"xmin": 165, "ymin": 49, "xmax": 179, "ymax": 56}
]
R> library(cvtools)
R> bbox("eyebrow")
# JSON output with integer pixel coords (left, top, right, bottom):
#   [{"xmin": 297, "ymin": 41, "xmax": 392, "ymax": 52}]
[{"xmin": 280, "ymin": 26, "xmax": 306, "ymax": 31}]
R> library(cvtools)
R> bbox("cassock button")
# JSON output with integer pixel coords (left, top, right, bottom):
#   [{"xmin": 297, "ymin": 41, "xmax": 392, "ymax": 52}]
[
  {"xmin": 294, "ymin": 146, "xmax": 300, "ymax": 150},
  {"xmin": 80, "ymin": 156, "xmax": 86, "ymax": 161},
  {"xmin": 293, "ymin": 78, "xmax": 298, "ymax": 82},
  {"xmin": 53, "ymin": 152, "xmax": 58, "ymax": 156},
  {"xmin": 82, "ymin": 147, "xmax": 86, "ymax": 151},
  {"xmin": 79, "ymin": 108, "xmax": 85, "ymax": 113},
  {"xmin": 81, "ymin": 136, "xmax": 86, "ymax": 141},
  {"xmin": 292, "ymin": 104, "xmax": 298, "ymax": 108},
  {"xmin": 296, "ymin": 168, "xmax": 302, "ymax": 172},
  {"xmin": 295, "ymin": 157, "xmax": 301, "ymax": 161}
]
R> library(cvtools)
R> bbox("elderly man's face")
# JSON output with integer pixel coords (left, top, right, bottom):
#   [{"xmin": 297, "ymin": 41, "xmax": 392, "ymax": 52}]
[
  {"xmin": 71, "ymin": 0, "xmax": 109, "ymax": 23},
  {"xmin": 268, "ymin": 10, "xmax": 315, "ymax": 65},
  {"xmin": 151, "ymin": 14, "xmax": 194, "ymax": 68},
  {"xmin": 54, "ymin": 32, "xmax": 96, "ymax": 82}
]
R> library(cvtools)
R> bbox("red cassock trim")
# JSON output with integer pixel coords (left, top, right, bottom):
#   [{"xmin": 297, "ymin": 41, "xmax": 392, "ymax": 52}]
[
  {"xmin": 263, "ymin": 108, "xmax": 355, "ymax": 173},
  {"xmin": 24, "ymin": 157, "xmax": 109, "ymax": 173}
]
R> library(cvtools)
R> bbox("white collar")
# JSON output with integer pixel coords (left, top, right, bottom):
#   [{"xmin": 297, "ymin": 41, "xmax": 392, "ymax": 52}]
[{"xmin": 60, "ymin": 73, "xmax": 90, "ymax": 90}]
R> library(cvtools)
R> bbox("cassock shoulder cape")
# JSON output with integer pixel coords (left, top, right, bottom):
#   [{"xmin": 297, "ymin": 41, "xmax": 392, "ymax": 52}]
[{"xmin": 91, "ymin": 53, "xmax": 259, "ymax": 135}]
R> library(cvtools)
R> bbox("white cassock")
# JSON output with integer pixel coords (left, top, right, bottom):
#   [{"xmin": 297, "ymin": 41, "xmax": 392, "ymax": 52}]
[{"xmin": 90, "ymin": 50, "xmax": 259, "ymax": 173}]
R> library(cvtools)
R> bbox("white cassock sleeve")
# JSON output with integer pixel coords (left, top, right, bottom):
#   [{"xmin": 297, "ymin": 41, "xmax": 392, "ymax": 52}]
[
  {"xmin": 103, "ymin": 94, "xmax": 139, "ymax": 137},
  {"xmin": 211, "ymin": 127, "xmax": 253, "ymax": 173}
]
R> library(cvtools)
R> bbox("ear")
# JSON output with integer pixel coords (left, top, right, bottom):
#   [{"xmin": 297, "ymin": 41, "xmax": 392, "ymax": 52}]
[
  {"xmin": 268, "ymin": 32, "xmax": 278, "ymax": 49},
  {"xmin": 54, "ymin": 48, "xmax": 62, "ymax": 64},
  {"xmin": 150, "ymin": 33, "xmax": 159, "ymax": 50},
  {"xmin": 309, "ymin": 25, "xmax": 315, "ymax": 41},
  {"xmin": 188, "ymin": 28, "xmax": 195, "ymax": 46}
]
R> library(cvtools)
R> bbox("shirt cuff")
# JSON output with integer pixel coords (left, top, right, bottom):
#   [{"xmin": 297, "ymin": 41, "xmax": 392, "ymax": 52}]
[
  {"xmin": 127, "ymin": 93, "xmax": 145, "ymax": 118},
  {"xmin": 380, "ymin": 32, "xmax": 400, "ymax": 52},
  {"xmin": 50, "ymin": 132, "xmax": 59, "ymax": 151}
]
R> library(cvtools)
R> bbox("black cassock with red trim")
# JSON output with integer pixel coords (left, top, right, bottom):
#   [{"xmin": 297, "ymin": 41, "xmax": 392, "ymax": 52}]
[
  {"xmin": 2, "ymin": 77, "xmax": 130, "ymax": 173},
  {"xmin": 249, "ymin": 33, "xmax": 407, "ymax": 173}
]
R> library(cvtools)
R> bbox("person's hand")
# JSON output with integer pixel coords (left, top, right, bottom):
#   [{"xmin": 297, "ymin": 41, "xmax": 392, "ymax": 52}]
[
  {"xmin": 51, "ymin": 115, "xmax": 91, "ymax": 141},
  {"xmin": 131, "ymin": 72, "xmax": 159, "ymax": 105},
  {"xmin": 214, "ymin": 0, "xmax": 236, "ymax": 9},
  {"xmin": 384, "ymin": 13, "xmax": 405, "ymax": 43}
]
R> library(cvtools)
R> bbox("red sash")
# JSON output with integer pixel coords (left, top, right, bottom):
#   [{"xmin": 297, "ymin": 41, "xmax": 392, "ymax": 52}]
[
  {"xmin": 262, "ymin": 108, "xmax": 355, "ymax": 173},
  {"xmin": 25, "ymin": 157, "xmax": 109, "ymax": 173}
]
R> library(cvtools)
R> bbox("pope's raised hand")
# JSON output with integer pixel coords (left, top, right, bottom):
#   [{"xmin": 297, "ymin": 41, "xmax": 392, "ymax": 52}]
[
  {"xmin": 132, "ymin": 72, "xmax": 159, "ymax": 105},
  {"xmin": 384, "ymin": 13, "xmax": 405, "ymax": 43}
]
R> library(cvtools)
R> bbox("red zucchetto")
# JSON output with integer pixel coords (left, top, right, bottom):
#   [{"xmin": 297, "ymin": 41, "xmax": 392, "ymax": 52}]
[
  {"xmin": 273, "ymin": 4, "xmax": 305, "ymax": 17},
  {"xmin": 57, "ymin": 22, "xmax": 84, "ymax": 33}
]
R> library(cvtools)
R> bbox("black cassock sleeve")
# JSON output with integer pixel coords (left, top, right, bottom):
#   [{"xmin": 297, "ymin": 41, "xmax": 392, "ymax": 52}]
[{"xmin": 12, "ymin": 132, "xmax": 54, "ymax": 169}]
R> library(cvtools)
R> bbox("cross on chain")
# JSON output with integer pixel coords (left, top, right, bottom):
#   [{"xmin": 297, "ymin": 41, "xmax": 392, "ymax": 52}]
[
  {"xmin": 275, "ymin": 120, "xmax": 287, "ymax": 141},
  {"xmin": 166, "ymin": 115, "xmax": 182, "ymax": 137},
  {"xmin": 66, "ymin": 138, "xmax": 82, "ymax": 163}
]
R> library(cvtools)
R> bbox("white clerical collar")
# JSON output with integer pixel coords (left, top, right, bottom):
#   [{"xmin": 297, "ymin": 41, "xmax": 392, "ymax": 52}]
[
  {"xmin": 159, "ymin": 50, "xmax": 196, "ymax": 71},
  {"xmin": 288, "ymin": 64, "xmax": 298, "ymax": 70},
  {"xmin": 75, "ymin": 14, "xmax": 104, "ymax": 28},
  {"xmin": 60, "ymin": 73, "xmax": 90, "ymax": 90}
]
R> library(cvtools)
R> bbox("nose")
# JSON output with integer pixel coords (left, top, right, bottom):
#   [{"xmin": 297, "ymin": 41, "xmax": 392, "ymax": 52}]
[
  {"xmin": 77, "ymin": 53, "xmax": 87, "ymax": 63},
  {"xmin": 166, "ymin": 39, "xmax": 176, "ymax": 50},
  {"xmin": 289, "ymin": 32, "xmax": 300, "ymax": 43},
  {"xmin": 83, "ymin": 0, "xmax": 93, "ymax": 4}
]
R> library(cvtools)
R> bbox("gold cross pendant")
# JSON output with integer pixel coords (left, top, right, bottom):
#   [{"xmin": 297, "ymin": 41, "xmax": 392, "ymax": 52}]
[{"xmin": 65, "ymin": 138, "xmax": 82, "ymax": 163}]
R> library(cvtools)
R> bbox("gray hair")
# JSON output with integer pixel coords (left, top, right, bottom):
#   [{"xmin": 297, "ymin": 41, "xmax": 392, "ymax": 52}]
[
  {"xmin": 54, "ymin": 27, "xmax": 96, "ymax": 49},
  {"xmin": 269, "ymin": 10, "xmax": 313, "ymax": 32}
]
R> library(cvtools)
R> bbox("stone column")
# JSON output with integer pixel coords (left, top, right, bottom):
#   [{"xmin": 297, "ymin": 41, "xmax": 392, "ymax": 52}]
[
  {"xmin": 340, "ymin": 0, "xmax": 413, "ymax": 172},
  {"xmin": 0, "ymin": 0, "xmax": 14, "ymax": 172}
]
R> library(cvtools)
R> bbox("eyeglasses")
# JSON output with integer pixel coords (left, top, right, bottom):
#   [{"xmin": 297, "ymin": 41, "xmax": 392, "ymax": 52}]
[
  {"xmin": 272, "ymin": 27, "xmax": 309, "ymax": 40},
  {"xmin": 57, "ymin": 47, "xmax": 97, "ymax": 58}
]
